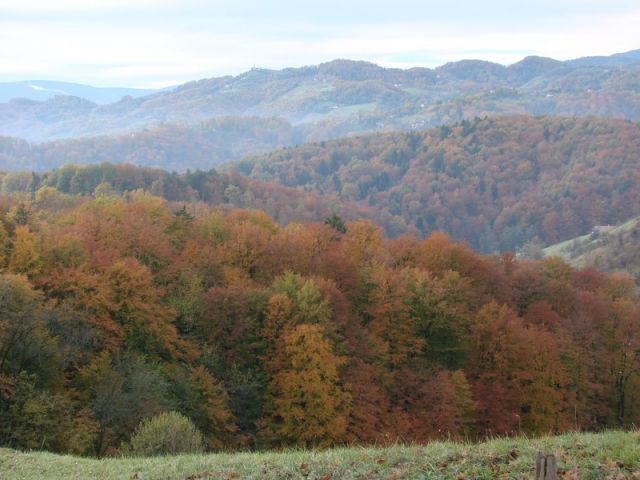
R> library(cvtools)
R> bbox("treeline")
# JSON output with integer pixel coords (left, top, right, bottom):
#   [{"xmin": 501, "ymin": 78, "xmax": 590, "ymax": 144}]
[
  {"xmin": 0, "ymin": 162, "xmax": 408, "ymax": 234},
  {"xmin": 235, "ymin": 115, "xmax": 640, "ymax": 252},
  {"xmin": 1, "ymin": 192, "xmax": 639, "ymax": 456}
]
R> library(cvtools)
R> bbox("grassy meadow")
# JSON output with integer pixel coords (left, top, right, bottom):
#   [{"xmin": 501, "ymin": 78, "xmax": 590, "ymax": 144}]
[{"xmin": 2, "ymin": 431, "xmax": 639, "ymax": 479}]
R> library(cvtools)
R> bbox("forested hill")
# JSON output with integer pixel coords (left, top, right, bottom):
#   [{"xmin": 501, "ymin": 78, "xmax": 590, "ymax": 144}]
[
  {"xmin": 2, "ymin": 51, "xmax": 640, "ymax": 141},
  {"xmin": 0, "ymin": 116, "xmax": 300, "ymax": 172},
  {"xmin": 4, "ymin": 115, "xmax": 640, "ymax": 253},
  {"xmin": 233, "ymin": 115, "xmax": 640, "ymax": 253}
]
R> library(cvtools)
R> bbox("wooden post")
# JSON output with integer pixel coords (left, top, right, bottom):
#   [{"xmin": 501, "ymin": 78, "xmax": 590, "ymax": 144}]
[
  {"xmin": 545, "ymin": 454, "xmax": 557, "ymax": 480},
  {"xmin": 535, "ymin": 452, "xmax": 557, "ymax": 480}
]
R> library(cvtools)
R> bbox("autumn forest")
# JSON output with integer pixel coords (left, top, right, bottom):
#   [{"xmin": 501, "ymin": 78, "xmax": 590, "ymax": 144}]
[
  {"xmin": 1, "ymin": 41, "xmax": 640, "ymax": 469},
  {"xmin": 1, "ymin": 188, "xmax": 639, "ymax": 455}
]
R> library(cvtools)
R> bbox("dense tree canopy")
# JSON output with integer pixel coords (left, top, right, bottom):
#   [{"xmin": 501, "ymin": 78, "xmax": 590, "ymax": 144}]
[
  {"xmin": 3, "ymin": 115, "xmax": 640, "ymax": 254},
  {"xmin": 1, "ymin": 191, "xmax": 639, "ymax": 456},
  {"xmin": 236, "ymin": 115, "xmax": 640, "ymax": 252},
  {"xmin": 0, "ymin": 162, "xmax": 390, "ymax": 236}
]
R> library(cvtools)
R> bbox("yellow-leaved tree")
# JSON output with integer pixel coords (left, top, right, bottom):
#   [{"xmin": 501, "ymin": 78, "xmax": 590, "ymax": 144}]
[
  {"xmin": 8, "ymin": 226, "xmax": 41, "ymax": 277},
  {"xmin": 0, "ymin": 220, "xmax": 8, "ymax": 270},
  {"xmin": 263, "ymin": 323, "xmax": 351, "ymax": 447}
]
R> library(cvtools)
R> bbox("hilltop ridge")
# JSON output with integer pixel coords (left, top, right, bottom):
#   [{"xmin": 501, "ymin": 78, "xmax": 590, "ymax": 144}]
[{"xmin": 2, "ymin": 49, "xmax": 639, "ymax": 141}]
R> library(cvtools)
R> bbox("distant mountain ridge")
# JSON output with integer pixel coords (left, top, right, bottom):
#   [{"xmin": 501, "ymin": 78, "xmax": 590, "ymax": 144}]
[
  {"xmin": 0, "ymin": 80, "xmax": 160, "ymax": 104},
  {"xmin": 567, "ymin": 49, "xmax": 640, "ymax": 67},
  {"xmin": 1, "ymin": 49, "xmax": 639, "ymax": 141}
]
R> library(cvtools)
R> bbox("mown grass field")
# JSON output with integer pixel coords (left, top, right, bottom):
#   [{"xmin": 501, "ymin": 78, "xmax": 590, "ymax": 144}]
[{"xmin": 1, "ymin": 431, "xmax": 640, "ymax": 479}]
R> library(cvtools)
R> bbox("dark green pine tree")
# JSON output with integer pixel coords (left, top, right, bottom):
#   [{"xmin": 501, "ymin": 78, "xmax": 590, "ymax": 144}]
[{"xmin": 324, "ymin": 213, "xmax": 347, "ymax": 234}]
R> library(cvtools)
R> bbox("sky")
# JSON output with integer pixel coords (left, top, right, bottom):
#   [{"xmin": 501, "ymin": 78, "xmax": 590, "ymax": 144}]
[{"xmin": 0, "ymin": 0, "xmax": 639, "ymax": 89}]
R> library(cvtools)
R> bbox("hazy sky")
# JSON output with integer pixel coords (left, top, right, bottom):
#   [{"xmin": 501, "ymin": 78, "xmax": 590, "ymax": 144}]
[{"xmin": 1, "ymin": 0, "xmax": 639, "ymax": 88}]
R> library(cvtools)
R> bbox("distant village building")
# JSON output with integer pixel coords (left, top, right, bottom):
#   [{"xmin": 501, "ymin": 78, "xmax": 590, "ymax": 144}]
[{"xmin": 592, "ymin": 225, "xmax": 614, "ymax": 234}]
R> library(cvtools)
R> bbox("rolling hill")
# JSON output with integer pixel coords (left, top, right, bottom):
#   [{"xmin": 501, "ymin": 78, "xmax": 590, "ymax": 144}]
[
  {"xmin": 3, "ymin": 115, "xmax": 640, "ymax": 253},
  {"xmin": 2, "ymin": 50, "xmax": 640, "ymax": 141},
  {"xmin": 231, "ymin": 115, "xmax": 640, "ymax": 252},
  {"xmin": 0, "ymin": 116, "xmax": 300, "ymax": 172}
]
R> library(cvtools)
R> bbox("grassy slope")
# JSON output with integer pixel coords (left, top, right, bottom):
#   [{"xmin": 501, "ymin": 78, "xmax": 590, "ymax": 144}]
[
  {"xmin": 543, "ymin": 215, "xmax": 640, "ymax": 266},
  {"xmin": 1, "ymin": 431, "xmax": 639, "ymax": 480}
]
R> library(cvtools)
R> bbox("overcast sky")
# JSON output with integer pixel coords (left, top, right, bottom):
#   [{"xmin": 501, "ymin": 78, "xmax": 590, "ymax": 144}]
[{"xmin": 1, "ymin": 0, "xmax": 639, "ymax": 88}]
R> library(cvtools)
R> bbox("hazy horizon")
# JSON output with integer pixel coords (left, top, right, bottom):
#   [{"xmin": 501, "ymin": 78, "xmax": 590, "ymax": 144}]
[
  {"xmin": 0, "ymin": 46, "xmax": 635, "ymax": 92},
  {"xmin": 1, "ymin": 0, "xmax": 639, "ymax": 89}
]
